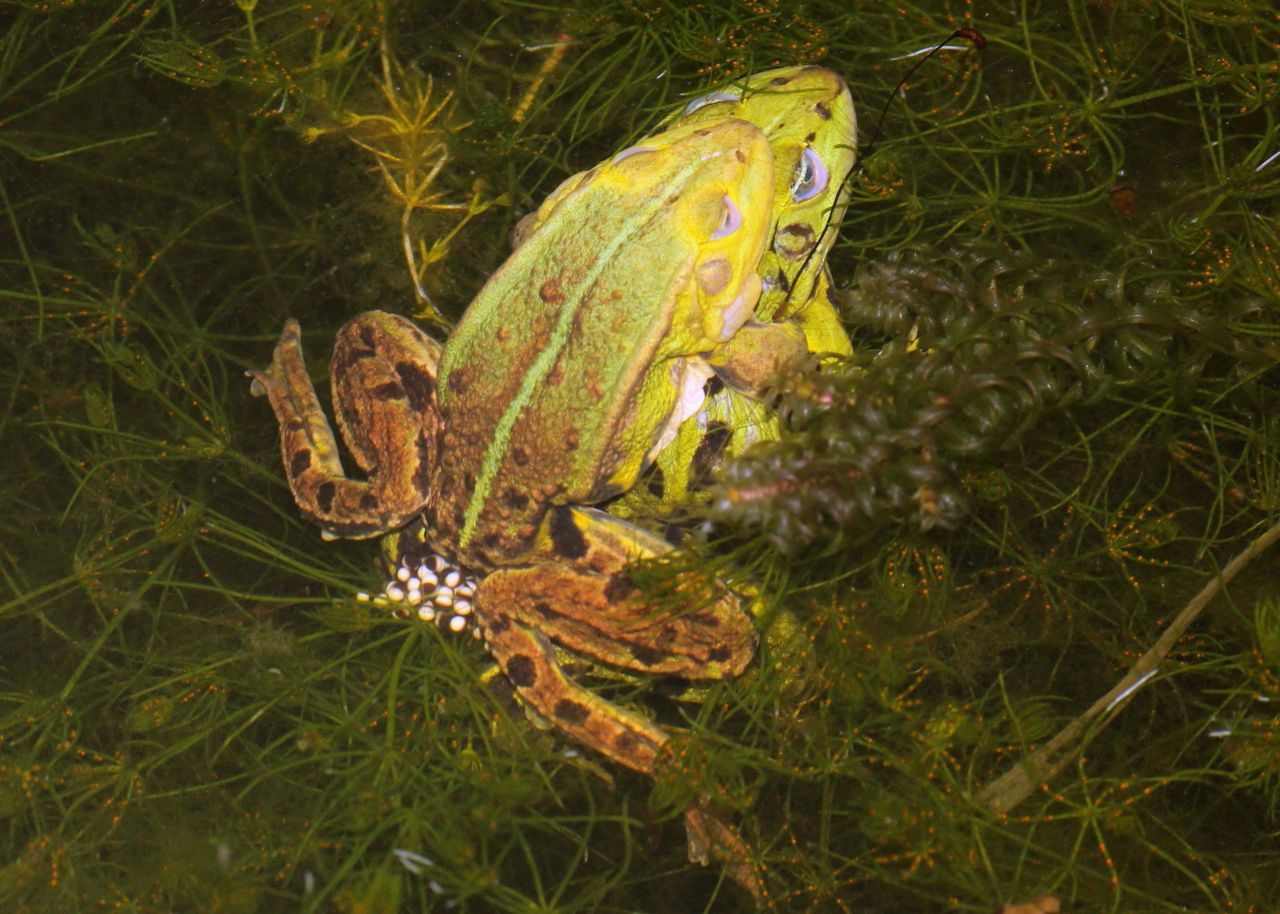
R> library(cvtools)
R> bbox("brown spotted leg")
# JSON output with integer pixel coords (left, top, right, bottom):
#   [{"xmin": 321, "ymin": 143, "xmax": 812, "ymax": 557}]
[
  {"xmin": 480, "ymin": 612, "xmax": 667, "ymax": 770},
  {"xmin": 478, "ymin": 555, "xmax": 757, "ymax": 896},
  {"xmin": 248, "ymin": 312, "xmax": 443, "ymax": 540}
]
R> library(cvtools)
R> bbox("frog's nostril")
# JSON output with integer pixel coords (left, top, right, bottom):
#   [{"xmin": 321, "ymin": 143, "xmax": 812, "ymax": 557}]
[
  {"xmin": 790, "ymin": 146, "xmax": 829, "ymax": 203},
  {"xmin": 712, "ymin": 195, "xmax": 742, "ymax": 240}
]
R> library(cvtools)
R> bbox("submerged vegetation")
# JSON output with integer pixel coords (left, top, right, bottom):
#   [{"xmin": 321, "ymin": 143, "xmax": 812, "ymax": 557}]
[{"xmin": 1, "ymin": 0, "xmax": 1277, "ymax": 911}]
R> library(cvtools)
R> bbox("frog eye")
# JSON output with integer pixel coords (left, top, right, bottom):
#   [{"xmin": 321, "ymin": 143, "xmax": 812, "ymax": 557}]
[
  {"xmin": 612, "ymin": 145, "xmax": 656, "ymax": 165},
  {"xmin": 790, "ymin": 146, "xmax": 829, "ymax": 203},
  {"xmin": 682, "ymin": 90, "xmax": 741, "ymax": 117},
  {"xmin": 711, "ymin": 195, "xmax": 742, "ymax": 240}
]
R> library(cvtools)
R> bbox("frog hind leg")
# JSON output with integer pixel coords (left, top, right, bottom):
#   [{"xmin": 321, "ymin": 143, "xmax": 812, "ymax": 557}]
[
  {"xmin": 489, "ymin": 507, "xmax": 758, "ymax": 677},
  {"xmin": 476, "ymin": 606, "xmax": 763, "ymax": 904},
  {"xmin": 248, "ymin": 312, "xmax": 442, "ymax": 540}
]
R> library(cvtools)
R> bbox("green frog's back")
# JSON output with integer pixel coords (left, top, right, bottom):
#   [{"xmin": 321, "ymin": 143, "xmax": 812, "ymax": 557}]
[{"xmin": 432, "ymin": 119, "xmax": 775, "ymax": 567}]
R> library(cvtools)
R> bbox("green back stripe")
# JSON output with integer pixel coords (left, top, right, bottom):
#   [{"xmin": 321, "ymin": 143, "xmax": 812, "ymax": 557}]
[{"xmin": 459, "ymin": 153, "xmax": 711, "ymax": 548}]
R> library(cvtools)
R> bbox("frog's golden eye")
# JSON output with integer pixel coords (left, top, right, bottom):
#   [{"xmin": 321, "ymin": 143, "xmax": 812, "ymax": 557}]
[
  {"xmin": 711, "ymin": 195, "xmax": 742, "ymax": 240},
  {"xmin": 681, "ymin": 90, "xmax": 741, "ymax": 116},
  {"xmin": 790, "ymin": 146, "xmax": 829, "ymax": 203}
]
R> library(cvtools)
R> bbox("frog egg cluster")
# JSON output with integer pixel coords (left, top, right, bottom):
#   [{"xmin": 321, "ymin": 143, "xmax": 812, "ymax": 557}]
[{"xmin": 357, "ymin": 552, "xmax": 480, "ymax": 636}]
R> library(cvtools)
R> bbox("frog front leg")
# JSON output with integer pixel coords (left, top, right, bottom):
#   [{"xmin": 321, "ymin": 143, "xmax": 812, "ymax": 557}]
[
  {"xmin": 706, "ymin": 268, "xmax": 854, "ymax": 398},
  {"xmin": 248, "ymin": 312, "xmax": 442, "ymax": 539},
  {"xmin": 705, "ymin": 317, "xmax": 811, "ymax": 395},
  {"xmin": 614, "ymin": 272, "xmax": 854, "ymax": 519},
  {"xmin": 783, "ymin": 267, "xmax": 856, "ymax": 359}
]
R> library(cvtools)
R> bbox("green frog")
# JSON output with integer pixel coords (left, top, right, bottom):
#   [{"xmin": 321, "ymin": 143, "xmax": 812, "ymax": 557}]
[
  {"xmin": 252, "ymin": 116, "xmax": 786, "ymax": 897},
  {"xmin": 249, "ymin": 67, "xmax": 857, "ymax": 901},
  {"xmin": 611, "ymin": 65, "xmax": 857, "ymax": 516}
]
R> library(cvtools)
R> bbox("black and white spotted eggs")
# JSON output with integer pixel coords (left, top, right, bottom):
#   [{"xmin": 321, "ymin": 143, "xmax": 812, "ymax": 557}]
[{"xmin": 358, "ymin": 552, "xmax": 481, "ymax": 636}]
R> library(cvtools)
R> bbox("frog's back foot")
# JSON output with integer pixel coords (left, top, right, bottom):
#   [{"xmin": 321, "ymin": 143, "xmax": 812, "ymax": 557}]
[
  {"xmin": 684, "ymin": 797, "xmax": 765, "ymax": 906},
  {"xmin": 249, "ymin": 313, "xmax": 442, "ymax": 540}
]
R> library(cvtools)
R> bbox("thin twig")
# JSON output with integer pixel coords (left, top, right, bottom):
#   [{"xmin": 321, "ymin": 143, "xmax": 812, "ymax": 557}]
[{"xmin": 977, "ymin": 515, "xmax": 1280, "ymax": 814}]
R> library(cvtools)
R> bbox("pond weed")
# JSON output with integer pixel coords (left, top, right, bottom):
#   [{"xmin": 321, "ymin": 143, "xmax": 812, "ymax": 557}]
[{"xmin": 1, "ymin": 1, "xmax": 1277, "ymax": 910}]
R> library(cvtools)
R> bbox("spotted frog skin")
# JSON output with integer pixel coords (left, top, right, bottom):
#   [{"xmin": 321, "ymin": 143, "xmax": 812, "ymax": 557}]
[{"xmin": 248, "ymin": 116, "xmax": 819, "ymax": 899}]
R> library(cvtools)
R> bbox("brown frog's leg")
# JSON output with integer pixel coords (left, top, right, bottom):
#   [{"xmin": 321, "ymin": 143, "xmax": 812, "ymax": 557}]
[
  {"xmin": 481, "ymin": 613, "xmax": 667, "ymax": 772},
  {"xmin": 247, "ymin": 312, "xmax": 442, "ymax": 540},
  {"xmin": 684, "ymin": 797, "xmax": 762, "ymax": 905},
  {"xmin": 484, "ymin": 507, "xmax": 757, "ymax": 677},
  {"xmin": 477, "ymin": 608, "xmax": 762, "ymax": 904}
]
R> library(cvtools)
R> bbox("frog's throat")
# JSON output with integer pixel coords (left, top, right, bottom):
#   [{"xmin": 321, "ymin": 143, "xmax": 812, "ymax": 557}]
[{"xmin": 457, "ymin": 150, "xmax": 745, "ymax": 551}]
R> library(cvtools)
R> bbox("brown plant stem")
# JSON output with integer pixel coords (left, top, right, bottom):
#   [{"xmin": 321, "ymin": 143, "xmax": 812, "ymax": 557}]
[{"xmin": 977, "ymin": 515, "xmax": 1280, "ymax": 814}]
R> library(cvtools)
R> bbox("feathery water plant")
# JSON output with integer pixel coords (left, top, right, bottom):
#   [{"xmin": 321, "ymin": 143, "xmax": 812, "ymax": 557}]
[{"xmin": 1, "ymin": 1, "xmax": 1277, "ymax": 911}]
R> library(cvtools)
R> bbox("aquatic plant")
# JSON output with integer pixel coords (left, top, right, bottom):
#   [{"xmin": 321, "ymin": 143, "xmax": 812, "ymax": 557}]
[{"xmin": 1, "ymin": 1, "xmax": 1277, "ymax": 911}]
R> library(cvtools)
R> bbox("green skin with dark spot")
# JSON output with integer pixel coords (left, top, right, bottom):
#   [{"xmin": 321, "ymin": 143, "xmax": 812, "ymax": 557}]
[{"xmin": 429, "ymin": 118, "xmax": 775, "ymax": 569}]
